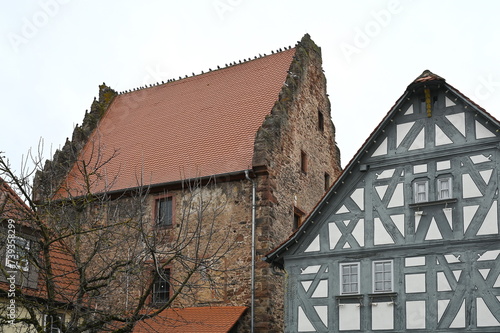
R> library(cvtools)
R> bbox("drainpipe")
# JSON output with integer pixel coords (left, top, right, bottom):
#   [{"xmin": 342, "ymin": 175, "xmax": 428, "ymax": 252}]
[{"xmin": 245, "ymin": 170, "xmax": 256, "ymax": 333}]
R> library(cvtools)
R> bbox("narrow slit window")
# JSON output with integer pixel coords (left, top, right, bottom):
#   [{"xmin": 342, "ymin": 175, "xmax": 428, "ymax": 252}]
[
  {"xmin": 318, "ymin": 110, "xmax": 324, "ymax": 132},
  {"xmin": 301, "ymin": 151, "xmax": 308, "ymax": 173}
]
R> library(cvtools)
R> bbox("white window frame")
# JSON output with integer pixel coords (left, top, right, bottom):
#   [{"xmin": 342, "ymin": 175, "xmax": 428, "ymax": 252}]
[
  {"xmin": 5, "ymin": 236, "xmax": 30, "ymax": 272},
  {"xmin": 437, "ymin": 177, "xmax": 452, "ymax": 200},
  {"xmin": 43, "ymin": 314, "xmax": 62, "ymax": 333},
  {"xmin": 372, "ymin": 260, "xmax": 393, "ymax": 293},
  {"xmin": 340, "ymin": 262, "xmax": 360, "ymax": 294},
  {"xmin": 413, "ymin": 180, "xmax": 429, "ymax": 203}
]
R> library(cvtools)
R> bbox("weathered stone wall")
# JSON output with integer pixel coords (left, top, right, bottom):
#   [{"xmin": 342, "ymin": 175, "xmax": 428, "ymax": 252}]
[{"xmin": 252, "ymin": 34, "xmax": 342, "ymax": 332}]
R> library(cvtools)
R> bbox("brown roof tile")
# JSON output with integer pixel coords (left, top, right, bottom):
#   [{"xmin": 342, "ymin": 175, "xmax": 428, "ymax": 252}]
[
  {"xmin": 61, "ymin": 49, "xmax": 295, "ymax": 195},
  {"xmin": 134, "ymin": 306, "xmax": 247, "ymax": 333}
]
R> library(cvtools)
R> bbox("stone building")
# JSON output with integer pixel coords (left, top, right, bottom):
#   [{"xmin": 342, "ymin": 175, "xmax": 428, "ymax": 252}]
[
  {"xmin": 265, "ymin": 70, "xmax": 500, "ymax": 332},
  {"xmin": 33, "ymin": 34, "xmax": 341, "ymax": 332}
]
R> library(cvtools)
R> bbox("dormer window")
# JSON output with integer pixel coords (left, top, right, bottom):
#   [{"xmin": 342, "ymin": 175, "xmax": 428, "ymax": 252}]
[
  {"xmin": 437, "ymin": 177, "xmax": 452, "ymax": 200},
  {"xmin": 413, "ymin": 180, "xmax": 428, "ymax": 203}
]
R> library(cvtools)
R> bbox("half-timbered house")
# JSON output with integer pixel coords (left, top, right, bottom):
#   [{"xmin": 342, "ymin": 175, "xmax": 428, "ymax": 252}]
[{"xmin": 265, "ymin": 70, "xmax": 500, "ymax": 332}]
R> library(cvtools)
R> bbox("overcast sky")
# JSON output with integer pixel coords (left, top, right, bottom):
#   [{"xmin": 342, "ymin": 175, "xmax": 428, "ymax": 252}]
[{"xmin": 2, "ymin": 0, "xmax": 500, "ymax": 174}]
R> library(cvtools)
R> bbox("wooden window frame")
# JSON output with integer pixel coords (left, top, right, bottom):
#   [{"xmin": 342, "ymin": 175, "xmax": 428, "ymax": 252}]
[
  {"xmin": 413, "ymin": 179, "xmax": 429, "ymax": 203},
  {"xmin": 372, "ymin": 260, "xmax": 393, "ymax": 293},
  {"xmin": 151, "ymin": 267, "xmax": 171, "ymax": 306},
  {"xmin": 437, "ymin": 176, "xmax": 452, "ymax": 200},
  {"xmin": 340, "ymin": 262, "xmax": 360, "ymax": 295},
  {"xmin": 154, "ymin": 195, "xmax": 175, "ymax": 228}
]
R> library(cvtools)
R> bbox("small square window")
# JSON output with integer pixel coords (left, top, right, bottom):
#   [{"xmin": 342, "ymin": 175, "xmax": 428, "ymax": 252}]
[
  {"xmin": 152, "ymin": 268, "xmax": 170, "ymax": 305},
  {"xmin": 6, "ymin": 236, "xmax": 30, "ymax": 272},
  {"xmin": 413, "ymin": 180, "xmax": 428, "ymax": 203},
  {"xmin": 156, "ymin": 197, "xmax": 173, "ymax": 227},
  {"xmin": 373, "ymin": 260, "xmax": 393, "ymax": 293},
  {"xmin": 340, "ymin": 263, "xmax": 360, "ymax": 294},
  {"xmin": 437, "ymin": 177, "xmax": 452, "ymax": 200}
]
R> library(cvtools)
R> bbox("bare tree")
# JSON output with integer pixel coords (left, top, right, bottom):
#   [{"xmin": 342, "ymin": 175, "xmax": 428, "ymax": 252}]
[{"xmin": 0, "ymin": 143, "xmax": 238, "ymax": 333}]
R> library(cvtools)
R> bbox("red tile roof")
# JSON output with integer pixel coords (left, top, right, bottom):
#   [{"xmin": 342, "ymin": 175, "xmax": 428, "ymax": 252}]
[
  {"xmin": 61, "ymin": 49, "xmax": 295, "ymax": 195},
  {"xmin": 133, "ymin": 306, "xmax": 247, "ymax": 333}
]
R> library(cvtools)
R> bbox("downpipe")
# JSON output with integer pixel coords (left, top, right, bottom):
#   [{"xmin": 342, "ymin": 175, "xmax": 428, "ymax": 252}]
[{"xmin": 245, "ymin": 170, "xmax": 256, "ymax": 333}]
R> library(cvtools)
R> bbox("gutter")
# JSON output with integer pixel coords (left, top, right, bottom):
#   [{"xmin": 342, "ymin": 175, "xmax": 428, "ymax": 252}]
[{"xmin": 245, "ymin": 170, "xmax": 256, "ymax": 333}]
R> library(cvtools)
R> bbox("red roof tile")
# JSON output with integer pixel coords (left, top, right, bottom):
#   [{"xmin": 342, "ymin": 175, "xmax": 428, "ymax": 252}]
[
  {"xmin": 133, "ymin": 306, "xmax": 247, "ymax": 333},
  {"xmin": 62, "ymin": 50, "xmax": 295, "ymax": 195}
]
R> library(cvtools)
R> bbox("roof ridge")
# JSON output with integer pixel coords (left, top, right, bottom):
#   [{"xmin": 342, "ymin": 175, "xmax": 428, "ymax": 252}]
[{"xmin": 116, "ymin": 45, "xmax": 296, "ymax": 95}]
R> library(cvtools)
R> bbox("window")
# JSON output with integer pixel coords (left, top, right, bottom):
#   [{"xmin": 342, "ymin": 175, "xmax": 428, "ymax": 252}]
[
  {"xmin": 413, "ymin": 180, "xmax": 428, "ymax": 203},
  {"xmin": 437, "ymin": 177, "xmax": 452, "ymax": 200},
  {"xmin": 340, "ymin": 263, "xmax": 359, "ymax": 294},
  {"xmin": 156, "ymin": 196, "xmax": 173, "ymax": 227},
  {"xmin": 373, "ymin": 260, "xmax": 393, "ymax": 293},
  {"xmin": 293, "ymin": 207, "xmax": 305, "ymax": 230},
  {"xmin": 324, "ymin": 172, "xmax": 330, "ymax": 192},
  {"xmin": 318, "ymin": 110, "xmax": 324, "ymax": 132},
  {"xmin": 152, "ymin": 269, "xmax": 170, "ymax": 305},
  {"xmin": 6, "ymin": 236, "xmax": 30, "ymax": 272},
  {"xmin": 43, "ymin": 314, "xmax": 63, "ymax": 333},
  {"xmin": 300, "ymin": 151, "xmax": 308, "ymax": 173}
]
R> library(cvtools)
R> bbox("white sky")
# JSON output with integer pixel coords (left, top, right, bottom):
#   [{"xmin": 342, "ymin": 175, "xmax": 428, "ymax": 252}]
[{"xmin": 2, "ymin": 0, "xmax": 500, "ymax": 174}]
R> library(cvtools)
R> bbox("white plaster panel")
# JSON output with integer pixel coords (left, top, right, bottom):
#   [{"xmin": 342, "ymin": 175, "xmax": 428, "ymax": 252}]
[
  {"xmin": 470, "ymin": 154, "xmax": 491, "ymax": 164},
  {"xmin": 301, "ymin": 265, "xmax": 321, "ymax": 274},
  {"xmin": 405, "ymin": 104, "xmax": 414, "ymax": 115},
  {"xmin": 462, "ymin": 174, "xmax": 482, "ymax": 198},
  {"xmin": 435, "ymin": 124, "xmax": 453, "ymax": 146},
  {"xmin": 478, "ymin": 250, "xmax": 500, "ymax": 261},
  {"xmin": 405, "ymin": 273, "xmax": 426, "ymax": 293},
  {"xmin": 314, "ymin": 306, "xmax": 328, "ymax": 328},
  {"xmin": 477, "ymin": 297, "xmax": 500, "ymax": 327},
  {"xmin": 443, "ymin": 208, "xmax": 453, "ymax": 229},
  {"xmin": 350, "ymin": 188, "xmax": 364, "ymax": 210},
  {"xmin": 336, "ymin": 205, "xmax": 349, "ymax": 214},
  {"xmin": 445, "ymin": 96, "xmax": 456, "ymax": 107},
  {"xmin": 450, "ymin": 300, "xmax": 466, "ymax": 328},
  {"xmin": 480, "ymin": 169, "xmax": 493, "ymax": 184},
  {"xmin": 425, "ymin": 217, "xmax": 443, "ymax": 240},
  {"xmin": 391, "ymin": 214, "xmax": 405, "ymax": 237},
  {"xmin": 304, "ymin": 235, "xmax": 320, "ymax": 252},
  {"xmin": 477, "ymin": 200, "xmax": 498, "ymax": 235},
  {"xmin": 388, "ymin": 183, "xmax": 404, "ymax": 208},
  {"xmin": 437, "ymin": 272, "xmax": 452, "ymax": 291},
  {"xmin": 438, "ymin": 299, "xmax": 449, "ymax": 322},
  {"xmin": 406, "ymin": 301, "xmax": 426, "ymax": 329},
  {"xmin": 372, "ymin": 137, "xmax": 388, "ymax": 157},
  {"xmin": 463, "ymin": 205, "xmax": 479, "ymax": 233},
  {"xmin": 376, "ymin": 169, "xmax": 395, "ymax": 179},
  {"xmin": 436, "ymin": 160, "xmax": 451, "ymax": 170},
  {"xmin": 415, "ymin": 212, "xmax": 422, "ymax": 232},
  {"xmin": 352, "ymin": 218, "xmax": 364, "ymax": 247},
  {"xmin": 397, "ymin": 122, "xmax": 414, "ymax": 147},
  {"xmin": 329, "ymin": 223, "xmax": 341, "ymax": 250},
  {"xmin": 311, "ymin": 280, "xmax": 328, "ymax": 298},
  {"xmin": 372, "ymin": 302, "xmax": 394, "ymax": 330},
  {"xmin": 453, "ymin": 270, "xmax": 462, "ymax": 282},
  {"xmin": 298, "ymin": 306, "xmax": 316, "ymax": 332},
  {"xmin": 444, "ymin": 254, "xmax": 460, "ymax": 263},
  {"xmin": 479, "ymin": 269, "xmax": 490, "ymax": 280},
  {"xmin": 476, "ymin": 120, "xmax": 496, "ymax": 139},
  {"xmin": 375, "ymin": 185, "xmax": 388, "ymax": 200},
  {"xmin": 446, "ymin": 113, "xmax": 465, "ymax": 136},
  {"xmin": 494, "ymin": 275, "xmax": 500, "ymax": 288},
  {"xmin": 374, "ymin": 217, "xmax": 394, "ymax": 245},
  {"xmin": 409, "ymin": 128, "xmax": 425, "ymax": 150},
  {"xmin": 301, "ymin": 280, "xmax": 312, "ymax": 293},
  {"xmin": 405, "ymin": 256, "xmax": 425, "ymax": 267},
  {"xmin": 413, "ymin": 164, "xmax": 427, "ymax": 174},
  {"xmin": 339, "ymin": 303, "xmax": 360, "ymax": 330}
]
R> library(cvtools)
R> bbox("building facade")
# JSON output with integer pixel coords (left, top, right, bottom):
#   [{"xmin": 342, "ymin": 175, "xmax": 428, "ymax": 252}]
[
  {"xmin": 33, "ymin": 34, "xmax": 341, "ymax": 332},
  {"xmin": 266, "ymin": 71, "xmax": 500, "ymax": 332}
]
